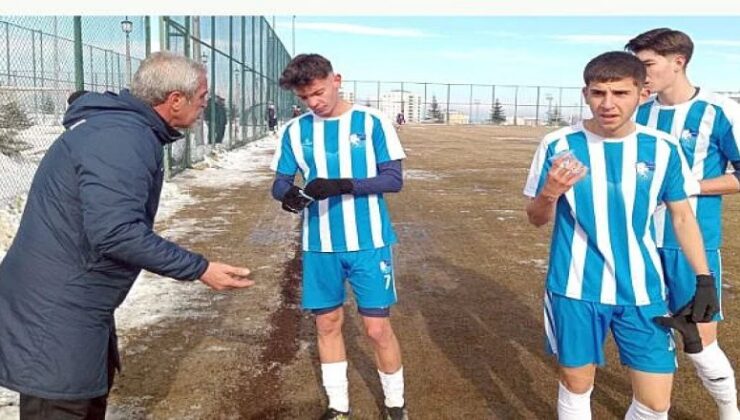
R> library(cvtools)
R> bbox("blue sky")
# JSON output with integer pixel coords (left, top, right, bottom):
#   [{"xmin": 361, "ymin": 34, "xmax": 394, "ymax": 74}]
[{"xmin": 273, "ymin": 16, "xmax": 740, "ymax": 91}]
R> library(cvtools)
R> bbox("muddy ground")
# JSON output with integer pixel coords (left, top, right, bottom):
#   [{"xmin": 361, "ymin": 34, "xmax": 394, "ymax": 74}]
[{"xmin": 108, "ymin": 125, "xmax": 740, "ymax": 419}]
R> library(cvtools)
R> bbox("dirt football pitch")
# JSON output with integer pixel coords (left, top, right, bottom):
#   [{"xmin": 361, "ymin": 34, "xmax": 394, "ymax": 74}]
[{"xmin": 109, "ymin": 125, "xmax": 740, "ymax": 419}]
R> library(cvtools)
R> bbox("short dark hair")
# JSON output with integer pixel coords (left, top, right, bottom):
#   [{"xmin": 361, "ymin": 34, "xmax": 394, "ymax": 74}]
[
  {"xmin": 625, "ymin": 28, "xmax": 694, "ymax": 65},
  {"xmin": 279, "ymin": 54, "xmax": 333, "ymax": 90},
  {"xmin": 583, "ymin": 51, "xmax": 646, "ymax": 87}
]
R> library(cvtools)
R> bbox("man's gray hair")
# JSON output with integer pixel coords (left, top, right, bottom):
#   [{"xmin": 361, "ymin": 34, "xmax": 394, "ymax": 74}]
[{"xmin": 131, "ymin": 51, "xmax": 206, "ymax": 106}]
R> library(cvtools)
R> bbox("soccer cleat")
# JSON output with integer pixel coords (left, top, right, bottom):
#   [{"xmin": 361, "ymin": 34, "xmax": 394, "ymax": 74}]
[
  {"xmin": 320, "ymin": 407, "xmax": 350, "ymax": 420},
  {"xmin": 384, "ymin": 404, "xmax": 408, "ymax": 420}
]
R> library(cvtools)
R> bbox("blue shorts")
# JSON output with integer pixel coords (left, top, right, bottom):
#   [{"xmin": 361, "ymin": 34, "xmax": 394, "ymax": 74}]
[
  {"xmin": 544, "ymin": 292, "xmax": 676, "ymax": 374},
  {"xmin": 302, "ymin": 246, "xmax": 397, "ymax": 312},
  {"xmin": 659, "ymin": 248, "xmax": 723, "ymax": 321}
]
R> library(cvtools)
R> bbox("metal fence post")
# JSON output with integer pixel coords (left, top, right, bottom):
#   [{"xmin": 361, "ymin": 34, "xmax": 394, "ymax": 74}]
[
  {"xmin": 228, "ymin": 17, "xmax": 234, "ymax": 148},
  {"xmin": 74, "ymin": 16, "xmax": 84, "ymax": 91},
  {"xmin": 469, "ymin": 84, "xmax": 473, "ymax": 124},
  {"xmin": 376, "ymin": 81, "xmax": 380, "ymax": 109},
  {"xmin": 144, "ymin": 16, "xmax": 151, "ymax": 57},
  {"xmin": 513, "ymin": 86, "xmax": 519, "ymax": 126},
  {"xmin": 446, "ymin": 84, "xmax": 450, "ymax": 125},
  {"xmin": 241, "ymin": 16, "xmax": 246, "ymax": 143},
  {"xmin": 251, "ymin": 16, "xmax": 257, "ymax": 138},
  {"xmin": 535, "ymin": 86, "xmax": 541, "ymax": 126}
]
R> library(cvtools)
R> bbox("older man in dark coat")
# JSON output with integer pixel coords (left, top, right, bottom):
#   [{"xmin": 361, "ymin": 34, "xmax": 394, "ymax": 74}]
[{"xmin": 0, "ymin": 52, "xmax": 254, "ymax": 419}]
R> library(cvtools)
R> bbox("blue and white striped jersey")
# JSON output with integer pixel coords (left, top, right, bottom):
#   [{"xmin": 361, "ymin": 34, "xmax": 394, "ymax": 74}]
[
  {"xmin": 270, "ymin": 104, "xmax": 406, "ymax": 253},
  {"xmin": 524, "ymin": 122, "xmax": 691, "ymax": 306},
  {"xmin": 636, "ymin": 90, "xmax": 740, "ymax": 250}
]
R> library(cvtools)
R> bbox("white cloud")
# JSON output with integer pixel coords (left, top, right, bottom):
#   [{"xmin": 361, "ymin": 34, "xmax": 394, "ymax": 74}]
[
  {"xmin": 279, "ymin": 21, "xmax": 435, "ymax": 38},
  {"xmin": 696, "ymin": 39, "xmax": 740, "ymax": 47},
  {"xmin": 550, "ymin": 34, "xmax": 629, "ymax": 45}
]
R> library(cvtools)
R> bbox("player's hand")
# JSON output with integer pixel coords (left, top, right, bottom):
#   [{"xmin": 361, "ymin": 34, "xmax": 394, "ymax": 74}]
[
  {"xmin": 199, "ymin": 262, "xmax": 254, "ymax": 291},
  {"xmin": 281, "ymin": 185, "xmax": 313, "ymax": 213},
  {"xmin": 690, "ymin": 274, "xmax": 720, "ymax": 323},
  {"xmin": 653, "ymin": 304, "xmax": 702, "ymax": 354},
  {"xmin": 541, "ymin": 152, "xmax": 588, "ymax": 201},
  {"xmin": 304, "ymin": 178, "xmax": 354, "ymax": 200}
]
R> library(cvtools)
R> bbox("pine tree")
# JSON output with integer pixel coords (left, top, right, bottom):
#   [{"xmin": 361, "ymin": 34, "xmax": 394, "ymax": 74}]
[
  {"xmin": 40, "ymin": 94, "xmax": 55, "ymax": 115},
  {"xmin": 0, "ymin": 100, "xmax": 33, "ymax": 130},
  {"xmin": 428, "ymin": 95, "xmax": 444, "ymax": 123},
  {"xmin": 0, "ymin": 130, "xmax": 30, "ymax": 157},
  {"xmin": 490, "ymin": 99, "xmax": 506, "ymax": 124}
]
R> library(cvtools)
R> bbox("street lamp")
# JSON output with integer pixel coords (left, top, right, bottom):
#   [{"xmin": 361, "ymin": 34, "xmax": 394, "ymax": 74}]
[{"xmin": 121, "ymin": 16, "xmax": 133, "ymax": 86}]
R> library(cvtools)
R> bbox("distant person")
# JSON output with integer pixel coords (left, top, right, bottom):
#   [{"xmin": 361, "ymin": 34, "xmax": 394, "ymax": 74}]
[
  {"xmin": 267, "ymin": 102, "xmax": 278, "ymax": 133},
  {"xmin": 524, "ymin": 51, "xmax": 714, "ymax": 419},
  {"xmin": 292, "ymin": 104, "xmax": 302, "ymax": 118},
  {"xmin": 0, "ymin": 52, "xmax": 254, "ymax": 420},
  {"xmin": 205, "ymin": 95, "xmax": 227, "ymax": 144},
  {"xmin": 271, "ymin": 53, "xmax": 408, "ymax": 420},
  {"xmin": 627, "ymin": 27, "xmax": 740, "ymax": 419},
  {"xmin": 395, "ymin": 112, "xmax": 406, "ymax": 131}
]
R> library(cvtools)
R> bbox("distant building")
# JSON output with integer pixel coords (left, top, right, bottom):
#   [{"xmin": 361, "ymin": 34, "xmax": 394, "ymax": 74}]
[
  {"xmin": 379, "ymin": 90, "xmax": 423, "ymax": 123},
  {"xmin": 445, "ymin": 110, "xmax": 470, "ymax": 125},
  {"xmin": 338, "ymin": 89, "xmax": 355, "ymax": 104}
]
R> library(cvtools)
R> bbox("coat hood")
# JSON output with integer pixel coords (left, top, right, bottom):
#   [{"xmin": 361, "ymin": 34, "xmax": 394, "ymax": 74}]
[{"xmin": 62, "ymin": 89, "xmax": 184, "ymax": 144}]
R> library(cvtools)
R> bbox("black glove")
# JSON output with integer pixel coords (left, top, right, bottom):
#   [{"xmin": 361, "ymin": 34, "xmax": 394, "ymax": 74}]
[
  {"xmin": 691, "ymin": 274, "xmax": 720, "ymax": 323},
  {"xmin": 281, "ymin": 186, "xmax": 313, "ymax": 213},
  {"xmin": 304, "ymin": 178, "xmax": 354, "ymax": 201},
  {"xmin": 653, "ymin": 304, "xmax": 703, "ymax": 354}
]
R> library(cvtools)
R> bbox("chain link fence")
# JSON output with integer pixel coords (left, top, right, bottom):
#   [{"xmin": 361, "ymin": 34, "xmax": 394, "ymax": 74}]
[
  {"xmin": 0, "ymin": 16, "xmax": 148, "ymax": 202},
  {"xmin": 344, "ymin": 80, "xmax": 588, "ymax": 127},
  {"xmin": 0, "ymin": 15, "xmax": 297, "ymax": 201},
  {"xmin": 162, "ymin": 16, "xmax": 298, "ymax": 176}
]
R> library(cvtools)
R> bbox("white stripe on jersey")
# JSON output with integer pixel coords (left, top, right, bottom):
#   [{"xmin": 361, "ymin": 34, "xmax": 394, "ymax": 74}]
[
  {"xmin": 646, "ymin": 104, "xmax": 660, "ymax": 129},
  {"xmin": 621, "ymin": 134, "xmax": 649, "ymax": 305},
  {"xmin": 365, "ymin": 115, "xmax": 384, "ymax": 247},
  {"xmin": 289, "ymin": 122, "xmax": 311, "ymax": 178},
  {"xmin": 647, "ymin": 140, "xmax": 671, "ymax": 297},
  {"xmin": 312, "ymin": 120, "xmax": 333, "ymax": 252},
  {"xmin": 380, "ymin": 114, "xmax": 407, "ymax": 160},
  {"xmin": 553, "ymin": 138, "xmax": 587, "ymax": 300},
  {"xmin": 337, "ymin": 116, "xmax": 360, "ymax": 251},
  {"xmin": 587, "ymin": 138, "xmax": 618, "ymax": 305},
  {"xmin": 544, "ymin": 292, "xmax": 558, "ymax": 355}
]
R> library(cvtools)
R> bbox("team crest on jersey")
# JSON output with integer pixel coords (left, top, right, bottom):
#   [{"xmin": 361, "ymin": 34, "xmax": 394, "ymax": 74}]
[
  {"xmin": 379, "ymin": 260, "xmax": 392, "ymax": 274},
  {"xmin": 635, "ymin": 161, "xmax": 656, "ymax": 178},
  {"xmin": 349, "ymin": 133, "xmax": 366, "ymax": 147},
  {"xmin": 680, "ymin": 129, "xmax": 697, "ymax": 145},
  {"xmin": 301, "ymin": 137, "xmax": 313, "ymax": 147}
]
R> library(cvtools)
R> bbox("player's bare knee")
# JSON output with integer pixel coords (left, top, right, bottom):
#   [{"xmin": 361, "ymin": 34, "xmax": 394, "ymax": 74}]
[
  {"xmin": 364, "ymin": 322, "xmax": 394, "ymax": 345},
  {"xmin": 316, "ymin": 312, "xmax": 343, "ymax": 336},
  {"xmin": 560, "ymin": 370, "xmax": 595, "ymax": 394}
]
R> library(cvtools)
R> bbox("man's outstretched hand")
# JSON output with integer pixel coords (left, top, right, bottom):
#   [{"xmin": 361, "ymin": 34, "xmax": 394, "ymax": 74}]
[
  {"xmin": 653, "ymin": 304, "xmax": 702, "ymax": 354},
  {"xmin": 199, "ymin": 262, "xmax": 254, "ymax": 291}
]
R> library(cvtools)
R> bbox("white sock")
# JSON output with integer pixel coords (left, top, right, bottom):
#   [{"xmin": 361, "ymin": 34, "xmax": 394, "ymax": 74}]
[
  {"xmin": 687, "ymin": 341, "xmax": 740, "ymax": 420},
  {"xmin": 557, "ymin": 382, "xmax": 592, "ymax": 420},
  {"xmin": 624, "ymin": 397, "xmax": 668, "ymax": 420},
  {"xmin": 378, "ymin": 366, "xmax": 405, "ymax": 408},
  {"xmin": 321, "ymin": 361, "xmax": 349, "ymax": 412}
]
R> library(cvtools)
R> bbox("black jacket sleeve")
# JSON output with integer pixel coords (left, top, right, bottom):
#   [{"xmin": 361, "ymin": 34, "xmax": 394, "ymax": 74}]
[{"xmin": 76, "ymin": 127, "xmax": 208, "ymax": 281}]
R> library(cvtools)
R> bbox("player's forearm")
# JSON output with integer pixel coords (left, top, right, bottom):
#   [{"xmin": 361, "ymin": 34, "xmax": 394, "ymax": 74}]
[
  {"xmin": 699, "ymin": 173, "xmax": 740, "ymax": 195},
  {"xmin": 351, "ymin": 160, "xmax": 403, "ymax": 195},
  {"xmin": 526, "ymin": 195, "xmax": 556, "ymax": 227},
  {"xmin": 272, "ymin": 173, "xmax": 295, "ymax": 201},
  {"xmin": 668, "ymin": 201, "xmax": 710, "ymax": 275}
]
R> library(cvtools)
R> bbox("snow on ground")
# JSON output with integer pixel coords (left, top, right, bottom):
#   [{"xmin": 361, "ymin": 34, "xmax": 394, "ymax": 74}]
[{"xmin": 0, "ymin": 134, "xmax": 278, "ymax": 416}]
